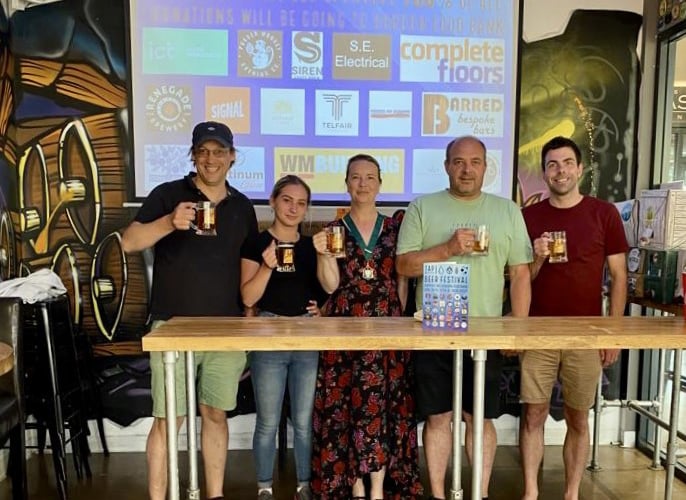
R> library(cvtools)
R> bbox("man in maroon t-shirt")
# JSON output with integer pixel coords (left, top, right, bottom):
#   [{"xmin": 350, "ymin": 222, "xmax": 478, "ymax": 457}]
[{"xmin": 520, "ymin": 136, "xmax": 628, "ymax": 500}]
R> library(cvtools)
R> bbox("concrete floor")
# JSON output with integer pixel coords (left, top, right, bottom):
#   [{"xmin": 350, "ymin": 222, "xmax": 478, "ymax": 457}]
[{"xmin": 1, "ymin": 445, "xmax": 685, "ymax": 499}]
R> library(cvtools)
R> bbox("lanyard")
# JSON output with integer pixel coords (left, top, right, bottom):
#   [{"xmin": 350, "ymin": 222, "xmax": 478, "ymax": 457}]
[{"xmin": 342, "ymin": 213, "xmax": 384, "ymax": 258}]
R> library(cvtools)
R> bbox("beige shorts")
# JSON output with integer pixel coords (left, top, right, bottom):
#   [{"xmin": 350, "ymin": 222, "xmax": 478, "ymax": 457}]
[
  {"xmin": 520, "ymin": 350, "xmax": 602, "ymax": 411},
  {"xmin": 149, "ymin": 321, "xmax": 247, "ymax": 417}
]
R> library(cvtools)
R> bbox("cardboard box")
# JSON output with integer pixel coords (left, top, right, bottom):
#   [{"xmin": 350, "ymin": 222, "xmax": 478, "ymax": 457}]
[
  {"xmin": 614, "ymin": 199, "xmax": 639, "ymax": 247},
  {"xmin": 644, "ymin": 249, "xmax": 679, "ymax": 278},
  {"xmin": 628, "ymin": 272, "xmax": 644, "ymax": 298},
  {"xmin": 638, "ymin": 189, "xmax": 686, "ymax": 249},
  {"xmin": 626, "ymin": 247, "xmax": 645, "ymax": 298},
  {"xmin": 626, "ymin": 247, "xmax": 646, "ymax": 274},
  {"xmin": 644, "ymin": 275, "xmax": 677, "ymax": 304},
  {"xmin": 642, "ymin": 249, "xmax": 679, "ymax": 303},
  {"xmin": 422, "ymin": 262, "xmax": 469, "ymax": 331},
  {"xmin": 677, "ymin": 250, "xmax": 686, "ymax": 301}
]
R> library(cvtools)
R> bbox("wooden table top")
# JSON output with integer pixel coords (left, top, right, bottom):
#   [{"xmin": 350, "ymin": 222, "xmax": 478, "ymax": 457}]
[
  {"xmin": 0, "ymin": 342, "xmax": 14, "ymax": 376},
  {"xmin": 142, "ymin": 316, "xmax": 686, "ymax": 352}
]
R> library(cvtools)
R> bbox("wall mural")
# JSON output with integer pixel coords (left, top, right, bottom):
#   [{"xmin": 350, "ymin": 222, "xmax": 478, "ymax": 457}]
[
  {"xmin": 0, "ymin": 3, "xmax": 641, "ymax": 424},
  {"xmin": 517, "ymin": 10, "xmax": 642, "ymax": 205},
  {"xmin": 0, "ymin": 11, "xmax": 16, "ymax": 284},
  {"xmin": 0, "ymin": 0, "xmax": 154, "ymax": 425}
]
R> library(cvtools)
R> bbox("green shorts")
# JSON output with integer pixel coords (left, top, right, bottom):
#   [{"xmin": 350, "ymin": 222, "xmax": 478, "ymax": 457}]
[{"xmin": 149, "ymin": 321, "xmax": 247, "ymax": 418}]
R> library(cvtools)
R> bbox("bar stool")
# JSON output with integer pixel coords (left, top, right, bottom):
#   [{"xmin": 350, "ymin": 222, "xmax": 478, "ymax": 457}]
[
  {"xmin": 22, "ymin": 294, "xmax": 92, "ymax": 500},
  {"xmin": 71, "ymin": 322, "xmax": 109, "ymax": 456},
  {"xmin": 0, "ymin": 297, "xmax": 27, "ymax": 500}
]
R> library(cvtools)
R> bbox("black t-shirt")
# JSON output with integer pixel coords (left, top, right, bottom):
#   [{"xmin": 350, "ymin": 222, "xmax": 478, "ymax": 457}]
[
  {"xmin": 241, "ymin": 230, "xmax": 327, "ymax": 316},
  {"xmin": 135, "ymin": 173, "xmax": 258, "ymax": 320}
]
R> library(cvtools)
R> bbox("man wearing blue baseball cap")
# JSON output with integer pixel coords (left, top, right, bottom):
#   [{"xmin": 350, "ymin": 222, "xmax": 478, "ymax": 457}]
[{"xmin": 122, "ymin": 121, "xmax": 258, "ymax": 500}]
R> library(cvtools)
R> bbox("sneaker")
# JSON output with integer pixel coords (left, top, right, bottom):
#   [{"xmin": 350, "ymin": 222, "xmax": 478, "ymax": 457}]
[
  {"xmin": 294, "ymin": 485, "xmax": 312, "ymax": 500},
  {"xmin": 258, "ymin": 490, "xmax": 274, "ymax": 500}
]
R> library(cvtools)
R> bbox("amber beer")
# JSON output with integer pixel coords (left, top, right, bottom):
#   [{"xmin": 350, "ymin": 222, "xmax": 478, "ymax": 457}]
[
  {"xmin": 326, "ymin": 226, "xmax": 345, "ymax": 258},
  {"xmin": 276, "ymin": 242, "xmax": 295, "ymax": 272},
  {"xmin": 472, "ymin": 225, "xmax": 489, "ymax": 256},
  {"xmin": 548, "ymin": 231, "xmax": 568, "ymax": 263},
  {"xmin": 193, "ymin": 201, "xmax": 216, "ymax": 236}
]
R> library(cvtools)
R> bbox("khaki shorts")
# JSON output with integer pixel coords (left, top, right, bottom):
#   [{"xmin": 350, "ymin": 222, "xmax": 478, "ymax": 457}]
[
  {"xmin": 149, "ymin": 321, "xmax": 247, "ymax": 418},
  {"xmin": 520, "ymin": 350, "xmax": 602, "ymax": 411}
]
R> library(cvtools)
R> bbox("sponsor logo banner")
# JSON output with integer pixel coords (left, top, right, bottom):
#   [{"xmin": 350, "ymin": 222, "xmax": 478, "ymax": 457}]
[
  {"xmin": 205, "ymin": 87, "xmax": 250, "ymax": 134},
  {"xmin": 315, "ymin": 90, "xmax": 359, "ymax": 136},
  {"xmin": 143, "ymin": 144, "xmax": 266, "ymax": 195},
  {"xmin": 143, "ymin": 28, "xmax": 228, "ymax": 75},
  {"xmin": 230, "ymin": 146, "xmax": 266, "ymax": 193},
  {"xmin": 145, "ymin": 85, "xmax": 192, "ymax": 133},
  {"xmin": 422, "ymin": 92, "xmax": 504, "ymax": 137},
  {"xmin": 368, "ymin": 91, "xmax": 412, "ymax": 137},
  {"xmin": 144, "ymin": 144, "xmax": 191, "ymax": 193},
  {"xmin": 399, "ymin": 35, "xmax": 504, "ymax": 84},
  {"xmin": 411, "ymin": 148, "xmax": 501, "ymax": 194},
  {"xmin": 274, "ymin": 148, "xmax": 403, "ymax": 193},
  {"xmin": 332, "ymin": 33, "xmax": 391, "ymax": 80},
  {"xmin": 292, "ymin": 31, "xmax": 323, "ymax": 80},
  {"xmin": 484, "ymin": 149, "xmax": 502, "ymax": 193},
  {"xmin": 260, "ymin": 88, "xmax": 306, "ymax": 135},
  {"xmin": 411, "ymin": 149, "xmax": 448, "ymax": 194},
  {"xmin": 238, "ymin": 30, "xmax": 283, "ymax": 78}
]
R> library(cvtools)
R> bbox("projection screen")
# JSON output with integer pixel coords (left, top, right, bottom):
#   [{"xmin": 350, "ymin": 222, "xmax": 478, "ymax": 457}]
[{"xmin": 129, "ymin": 0, "xmax": 521, "ymax": 204}]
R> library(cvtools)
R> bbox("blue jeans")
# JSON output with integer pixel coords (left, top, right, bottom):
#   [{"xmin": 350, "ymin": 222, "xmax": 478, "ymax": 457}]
[{"xmin": 250, "ymin": 349, "xmax": 318, "ymax": 486}]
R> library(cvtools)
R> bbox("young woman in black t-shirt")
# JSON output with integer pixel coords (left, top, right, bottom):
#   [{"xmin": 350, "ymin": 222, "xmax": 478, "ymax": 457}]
[{"xmin": 240, "ymin": 175, "xmax": 337, "ymax": 500}]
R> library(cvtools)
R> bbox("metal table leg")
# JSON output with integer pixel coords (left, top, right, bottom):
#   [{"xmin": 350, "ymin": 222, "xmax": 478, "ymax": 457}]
[
  {"xmin": 450, "ymin": 349, "xmax": 464, "ymax": 500},
  {"xmin": 471, "ymin": 349, "xmax": 487, "ymax": 500},
  {"xmin": 651, "ymin": 348, "xmax": 666, "ymax": 470},
  {"xmin": 186, "ymin": 351, "xmax": 200, "ymax": 500},
  {"xmin": 664, "ymin": 348, "xmax": 682, "ymax": 500},
  {"xmin": 588, "ymin": 372, "xmax": 603, "ymax": 472},
  {"xmin": 163, "ymin": 350, "xmax": 180, "ymax": 500}
]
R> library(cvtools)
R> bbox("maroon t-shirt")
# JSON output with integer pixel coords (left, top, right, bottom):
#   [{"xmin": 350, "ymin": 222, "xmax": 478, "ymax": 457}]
[{"xmin": 522, "ymin": 197, "xmax": 628, "ymax": 316}]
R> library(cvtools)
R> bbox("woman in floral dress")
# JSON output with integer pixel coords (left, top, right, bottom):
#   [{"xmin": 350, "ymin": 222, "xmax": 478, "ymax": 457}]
[{"xmin": 310, "ymin": 154, "xmax": 422, "ymax": 500}]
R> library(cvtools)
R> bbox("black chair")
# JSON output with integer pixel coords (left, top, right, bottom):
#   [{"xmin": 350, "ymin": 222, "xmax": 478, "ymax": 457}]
[
  {"xmin": 71, "ymin": 323, "xmax": 109, "ymax": 456},
  {"xmin": 23, "ymin": 295, "xmax": 92, "ymax": 500},
  {"xmin": 0, "ymin": 297, "xmax": 28, "ymax": 500}
]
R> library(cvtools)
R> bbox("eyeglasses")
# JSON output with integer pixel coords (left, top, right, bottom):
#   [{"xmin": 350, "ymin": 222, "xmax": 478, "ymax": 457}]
[{"xmin": 195, "ymin": 147, "xmax": 229, "ymax": 159}]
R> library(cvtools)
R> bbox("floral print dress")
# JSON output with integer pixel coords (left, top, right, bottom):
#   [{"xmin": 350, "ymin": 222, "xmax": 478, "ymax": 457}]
[{"xmin": 311, "ymin": 215, "xmax": 422, "ymax": 499}]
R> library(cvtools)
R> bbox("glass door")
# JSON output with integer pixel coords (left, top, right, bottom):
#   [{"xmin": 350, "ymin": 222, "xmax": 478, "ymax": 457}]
[
  {"xmin": 667, "ymin": 127, "xmax": 686, "ymax": 182},
  {"xmin": 639, "ymin": 18, "xmax": 686, "ymax": 475}
]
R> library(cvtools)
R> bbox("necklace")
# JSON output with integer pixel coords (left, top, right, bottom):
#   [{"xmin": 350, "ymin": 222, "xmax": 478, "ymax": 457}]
[{"xmin": 342, "ymin": 213, "xmax": 383, "ymax": 280}]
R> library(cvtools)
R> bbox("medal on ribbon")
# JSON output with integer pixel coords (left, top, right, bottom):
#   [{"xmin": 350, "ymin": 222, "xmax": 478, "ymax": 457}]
[
  {"xmin": 362, "ymin": 262, "xmax": 377, "ymax": 280},
  {"xmin": 342, "ymin": 213, "xmax": 384, "ymax": 281}
]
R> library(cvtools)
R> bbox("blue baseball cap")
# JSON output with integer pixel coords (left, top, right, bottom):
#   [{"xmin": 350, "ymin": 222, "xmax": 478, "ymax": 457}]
[{"xmin": 192, "ymin": 121, "xmax": 234, "ymax": 148}]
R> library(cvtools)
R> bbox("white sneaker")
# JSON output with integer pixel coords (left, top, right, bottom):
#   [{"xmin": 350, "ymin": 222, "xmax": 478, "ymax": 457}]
[
  {"xmin": 294, "ymin": 485, "xmax": 312, "ymax": 500},
  {"xmin": 257, "ymin": 489, "xmax": 274, "ymax": 500}
]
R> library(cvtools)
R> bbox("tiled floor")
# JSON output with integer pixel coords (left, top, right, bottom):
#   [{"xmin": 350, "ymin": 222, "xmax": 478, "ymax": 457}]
[{"xmin": 1, "ymin": 445, "xmax": 685, "ymax": 499}]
